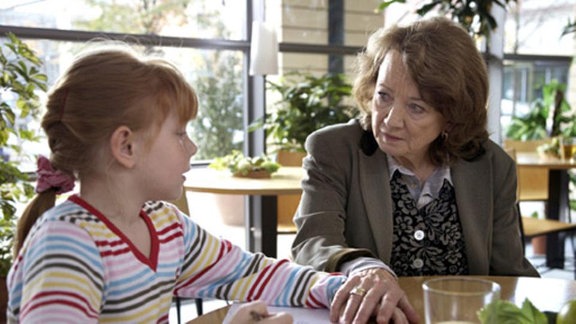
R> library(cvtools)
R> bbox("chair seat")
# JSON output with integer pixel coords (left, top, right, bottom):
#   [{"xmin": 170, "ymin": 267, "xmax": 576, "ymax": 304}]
[{"xmin": 522, "ymin": 217, "xmax": 576, "ymax": 237}]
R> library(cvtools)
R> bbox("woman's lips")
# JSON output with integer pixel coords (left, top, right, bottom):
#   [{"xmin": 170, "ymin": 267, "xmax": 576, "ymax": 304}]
[{"xmin": 383, "ymin": 133, "xmax": 402, "ymax": 142}]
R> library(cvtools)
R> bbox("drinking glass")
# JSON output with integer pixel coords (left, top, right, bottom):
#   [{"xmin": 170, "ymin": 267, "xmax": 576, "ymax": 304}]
[
  {"xmin": 422, "ymin": 277, "xmax": 501, "ymax": 324},
  {"xmin": 560, "ymin": 137, "xmax": 576, "ymax": 160}
]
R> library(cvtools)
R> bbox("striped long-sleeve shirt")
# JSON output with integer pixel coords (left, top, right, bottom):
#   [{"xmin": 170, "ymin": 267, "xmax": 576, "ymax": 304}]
[{"xmin": 7, "ymin": 195, "xmax": 345, "ymax": 323}]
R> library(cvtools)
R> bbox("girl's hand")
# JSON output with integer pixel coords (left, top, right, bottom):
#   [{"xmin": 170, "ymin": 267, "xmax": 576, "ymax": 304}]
[{"xmin": 228, "ymin": 301, "xmax": 294, "ymax": 323}]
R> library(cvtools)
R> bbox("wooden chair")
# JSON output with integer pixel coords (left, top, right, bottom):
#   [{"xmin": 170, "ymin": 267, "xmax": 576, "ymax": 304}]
[
  {"xmin": 520, "ymin": 213, "xmax": 576, "ymax": 277},
  {"xmin": 506, "ymin": 147, "xmax": 576, "ymax": 277},
  {"xmin": 503, "ymin": 139, "xmax": 550, "ymax": 202},
  {"xmin": 521, "ymin": 217, "xmax": 576, "ymax": 238},
  {"xmin": 169, "ymin": 191, "xmax": 204, "ymax": 323},
  {"xmin": 276, "ymin": 150, "xmax": 306, "ymax": 234}
]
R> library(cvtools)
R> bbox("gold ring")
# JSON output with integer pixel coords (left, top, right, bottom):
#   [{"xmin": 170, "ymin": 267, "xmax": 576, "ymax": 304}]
[{"xmin": 350, "ymin": 286, "xmax": 367, "ymax": 297}]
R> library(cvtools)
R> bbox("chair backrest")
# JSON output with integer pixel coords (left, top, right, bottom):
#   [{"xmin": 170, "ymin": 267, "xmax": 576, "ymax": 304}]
[
  {"xmin": 502, "ymin": 139, "xmax": 549, "ymax": 201},
  {"xmin": 503, "ymin": 139, "xmax": 550, "ymax": 152},
  {"xmin": 276, "ymin": 150, "xmax": 306, "ymax": 233}
]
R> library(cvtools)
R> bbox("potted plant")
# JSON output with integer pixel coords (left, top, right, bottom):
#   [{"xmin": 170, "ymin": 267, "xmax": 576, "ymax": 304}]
[
  {"xmin": 506, "ymin": 80, "xmax": 576, "ymax": 155},
  {"xmin": 0, "ymin": 32, "xmax": 47, "ymax": 319},
  {"xmin": 249, "ymin": 72, "xmax": 357, "ymax": 229},
  {"xmin": 250, "ymin": 72, "xmax": 357, "ymax": 155},
  {"xmin": 209, "ymin": 150, "xmax": 280, "ymax": 178},
  {"xmin": 206, "ymin": 150, "xmax": 281, "ymax": 226}
]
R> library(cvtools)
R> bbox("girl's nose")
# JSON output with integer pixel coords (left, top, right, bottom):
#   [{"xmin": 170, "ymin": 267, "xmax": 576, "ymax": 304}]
[{"xmin": 188, "ymin": 140, "xmax": 198, "ymax": 157}]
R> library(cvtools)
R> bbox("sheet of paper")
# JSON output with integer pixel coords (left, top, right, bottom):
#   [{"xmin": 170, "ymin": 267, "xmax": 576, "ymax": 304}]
[{"xmin": 223, "ymin": 303, "xmax": 331, "ymax": 324}]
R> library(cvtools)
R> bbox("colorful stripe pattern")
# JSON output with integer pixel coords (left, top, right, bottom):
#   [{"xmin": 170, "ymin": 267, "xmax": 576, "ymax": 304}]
[{"xmin": 7, "ymin": 195, "xmax": 344, "ymax": 323}]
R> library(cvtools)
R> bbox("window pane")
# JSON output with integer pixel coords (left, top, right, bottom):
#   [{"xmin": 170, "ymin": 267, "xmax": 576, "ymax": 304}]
[
  {"xmin": 267, "ymin": 0, "xmax": 382, "ymax": 46},
  {"xmin": 504, "ymin": 0, "xmax": 575, "ymax": 56},
  {"xmin": 0, "ymin": 0, "xmax": 246, "ymax": 40},
  {"xmin": 277, "ymin": 52, "xmax": 356, "ymax": 76},
  {"xmin": 186, "ymin": 49, "xmax": 245, "ymax": 161},
  {"xmin": 1, "ymin": 37, "xmax": 244, "ymax": 169}
]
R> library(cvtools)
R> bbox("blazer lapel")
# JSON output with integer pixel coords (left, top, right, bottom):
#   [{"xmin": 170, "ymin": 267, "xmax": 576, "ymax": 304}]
[{"xmin": 358, "ymin": 149, "xmax": 394, "ymax": 261}]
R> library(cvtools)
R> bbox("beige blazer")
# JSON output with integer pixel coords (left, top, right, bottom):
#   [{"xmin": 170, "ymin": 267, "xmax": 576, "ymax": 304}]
[{"xmin": 291, "ymin": 119, "xmax": 539, "ymax": 277}]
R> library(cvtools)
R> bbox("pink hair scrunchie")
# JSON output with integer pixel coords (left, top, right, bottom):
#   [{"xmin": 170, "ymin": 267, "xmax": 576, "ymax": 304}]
[{"xmin": 35, "ymin": 155, "xmax": 75, "ymax": 194}]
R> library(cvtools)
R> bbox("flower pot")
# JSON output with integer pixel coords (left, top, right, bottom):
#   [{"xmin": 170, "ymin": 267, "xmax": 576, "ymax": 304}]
[
  {"xmin": 186, "ymin": 192, "xmax": 245, "ymax": 227},
  {"xmin": 213, "ymin": 194, "xmax": 245, "ymax": 226},
  {"xmin": 531, "ymin": 236, "xmax": 546, "ymax": 255},
  {"xmin": 233, "ymin": 170, "xmax": 271, "ymax": 179}
]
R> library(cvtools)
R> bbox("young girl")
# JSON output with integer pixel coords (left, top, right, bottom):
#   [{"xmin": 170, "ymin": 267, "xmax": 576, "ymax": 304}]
[{"xmin": 6, "ymin": 47, "xmax": 347, "ymax": 323}]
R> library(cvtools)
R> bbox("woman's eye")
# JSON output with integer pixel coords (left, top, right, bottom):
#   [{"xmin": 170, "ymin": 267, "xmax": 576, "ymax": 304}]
[
  {"xmin": 407, "ymin": 104, "xmax": 422, "ymax": 113},
  {"xmin": 375, "ymin": 91, "xmax": 393, "ymax": 105},
  {"xmin": 377, "ymin": 91, "xmax": 390, "ymax": 100}
]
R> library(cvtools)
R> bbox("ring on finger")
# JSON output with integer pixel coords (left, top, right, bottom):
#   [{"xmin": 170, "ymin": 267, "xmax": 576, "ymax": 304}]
[{"xmin": 350, "ymin": 286, "xmax": 367, "ymax": 297}]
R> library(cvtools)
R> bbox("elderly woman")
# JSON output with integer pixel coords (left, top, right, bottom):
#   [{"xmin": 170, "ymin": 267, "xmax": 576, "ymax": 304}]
[{"xmin": 291, "ymin": 17, "xmax": 539, "ymax": 323}]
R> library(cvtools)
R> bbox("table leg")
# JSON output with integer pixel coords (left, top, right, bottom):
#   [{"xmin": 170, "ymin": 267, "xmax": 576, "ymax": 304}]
[
  {"xmin": 546, "ymin": 169, "xmax": 570, "ymax": 269},
  {"xmin": 246, "ymin": 195, "xmax": 278, "ymax": 258}
]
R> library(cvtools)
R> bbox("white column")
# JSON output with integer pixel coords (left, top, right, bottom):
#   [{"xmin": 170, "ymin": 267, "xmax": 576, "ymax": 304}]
[{"xmin": 487, "ymin": 4, "xmax": 506, "ymax": 144}]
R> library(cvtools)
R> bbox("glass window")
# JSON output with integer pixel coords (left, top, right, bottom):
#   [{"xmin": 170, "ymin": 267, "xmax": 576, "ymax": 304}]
[
  {"xmin": 1, "ymin": 37, "xmax": 245, "ymax": 168},
  {"xmin": 266, "ymin": 51, "xmax": 357, "ymax": 118},
  {"xmin": 500, "ymin": 58, "xmax": 571, "ymax": 140},
  {"xmin": 505, "ymin": 0, "xmax": 575, "ymax": 56},
  {"xmin": 1, "ymin": 0, "xmax": 246, "ymax": 40},
  {"xmin": 1, "ymin": 1, "xmax": 248, "ymax": 164},
  {"xmin": 266, "ymin": 0, "xmax": 382, "ymax": 46},
  {"xmin": 187, "ymin": 49, "xmax": 245, "ymax": 161}
]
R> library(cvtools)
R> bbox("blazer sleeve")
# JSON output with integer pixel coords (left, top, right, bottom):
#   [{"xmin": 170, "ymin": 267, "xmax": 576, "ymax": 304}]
[
  {"xmin": 291, "ymin": 124, "xmax": 377, "ymax": 272},
  {"xmin": 487, "ymin": 145, "xmax": 540, "ymax": 277}
]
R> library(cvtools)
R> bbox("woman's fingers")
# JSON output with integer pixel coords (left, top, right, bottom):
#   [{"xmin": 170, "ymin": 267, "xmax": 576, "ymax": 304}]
[
  {"xmin": 340, "ymin": 284, "xmax": 370, "ymax": 322},
  {"xmin": 397, "ymin": 295, "xmax": 421, "ymax": 323},
  {"xmin": 390, "ymin": 307, "xmax": 409, "ymax": 324},
  {"xmin": 330, "ymin": 268, "xmax": 420, "ymax": 323},
  {"xmin": 330, "ymin": 276, "xmax": 361, "ymax": 322}
]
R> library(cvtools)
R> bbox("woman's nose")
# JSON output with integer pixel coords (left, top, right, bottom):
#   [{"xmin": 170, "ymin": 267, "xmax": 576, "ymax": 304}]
[{"xmin": 384, "ymin": 104, "xmax": 403, "ymax": 127}]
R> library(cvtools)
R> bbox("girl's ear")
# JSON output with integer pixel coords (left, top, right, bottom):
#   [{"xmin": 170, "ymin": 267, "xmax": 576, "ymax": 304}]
[{"xmin": 110, "ymin": 126, "xmax": 136, "ymax": 168}]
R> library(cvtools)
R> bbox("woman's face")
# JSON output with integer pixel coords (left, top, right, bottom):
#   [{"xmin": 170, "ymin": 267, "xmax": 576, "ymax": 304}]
[{"xmin": 371, "ymin": 50, "xmax": 446, "ymax": 167}]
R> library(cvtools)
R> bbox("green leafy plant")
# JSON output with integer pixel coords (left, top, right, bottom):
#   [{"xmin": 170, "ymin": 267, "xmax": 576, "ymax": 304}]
[
  {"xmin": 0, "ymin": 33, "xmax": 47, "ymax": 276},
  {"xmin": 376, "ymin": 0, "xmax": 517, "ymax": 38},
  {"xmin": 506, "ymin": 80, "xmax": 575, "ymax": 141},
  {"xmin": 249, "ymin": 72, "xmax": 357, "ymax": 153},
  {"xmin": 478, "ymin": 298, "xmax": 548, "ymax": 324},
  {"xmin": 506, "ymin": 80, "xmax": 576, "ymax": 161},
  {"xmin": 209, "ymin": 150, "xmax": 280, "ymax": 177}
]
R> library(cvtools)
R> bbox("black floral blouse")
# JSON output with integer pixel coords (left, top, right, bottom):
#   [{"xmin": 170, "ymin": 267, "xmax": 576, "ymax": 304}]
[{"xmin": 389, "ymin": 171, "xmax": 469, "ymax": 276}]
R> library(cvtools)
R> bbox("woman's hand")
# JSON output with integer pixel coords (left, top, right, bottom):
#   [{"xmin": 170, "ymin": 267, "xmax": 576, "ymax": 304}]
[
  {"xmin": 330, "ymin": 268, "xmax": 420, "ymax": 323},
  {"xmin": 228, "ymin": 301, "xmax": 294, "ymax": 323}
]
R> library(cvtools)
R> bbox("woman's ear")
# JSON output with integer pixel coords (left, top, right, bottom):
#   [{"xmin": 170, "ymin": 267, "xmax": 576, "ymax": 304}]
[{"xmin": 110, "ymin": 126, "xmax": 136, "ymax": 168}]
